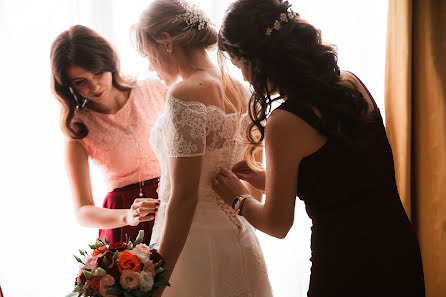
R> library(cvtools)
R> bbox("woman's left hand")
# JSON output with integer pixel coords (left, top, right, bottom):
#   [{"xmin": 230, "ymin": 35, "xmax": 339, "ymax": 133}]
[{"xmin": 212, "ymin": 167, "xmax": 250, "ymax": 206}]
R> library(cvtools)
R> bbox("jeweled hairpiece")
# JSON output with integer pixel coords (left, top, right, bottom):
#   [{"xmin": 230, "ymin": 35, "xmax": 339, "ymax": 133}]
[
  {"xmin": 173, "ymin": 0, "xmax": 211, "ymax": 31},
  {"xmin": 265, "ymin": 8, "xmax": 298, "ymax": 36}
]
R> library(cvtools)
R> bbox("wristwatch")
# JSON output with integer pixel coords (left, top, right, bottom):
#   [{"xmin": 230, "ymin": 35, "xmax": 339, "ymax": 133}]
[{"xmin": 231, "ymin": 194, "xmax": 252, "ymax": 216}]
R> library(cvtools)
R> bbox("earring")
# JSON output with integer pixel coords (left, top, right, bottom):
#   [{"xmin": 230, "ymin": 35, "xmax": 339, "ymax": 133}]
[{"xmin": 69, "ymin": 87, "xmax": 87, "ymax": 110}]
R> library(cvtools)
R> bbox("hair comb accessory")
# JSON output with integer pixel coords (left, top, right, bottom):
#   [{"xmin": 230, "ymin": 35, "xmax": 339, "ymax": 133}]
[
  {"xmin": 173, "ymin": 0, "xmax": 212, "ymax": 31},
  {"xmin": 265, "ymin": 7, "xmax": 298, "ymax": 36}
]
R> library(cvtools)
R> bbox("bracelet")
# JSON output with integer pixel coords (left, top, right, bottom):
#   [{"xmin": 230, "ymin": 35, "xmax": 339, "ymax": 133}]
[{"xmin": 231, "ymin": 194, "xmax": 252, "ymax": 216}]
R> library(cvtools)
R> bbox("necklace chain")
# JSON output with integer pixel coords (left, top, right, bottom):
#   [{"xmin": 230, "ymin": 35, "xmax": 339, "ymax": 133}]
[{"xmin": 124, "ymin": 126, "xmax": 145, "ymax": 197}]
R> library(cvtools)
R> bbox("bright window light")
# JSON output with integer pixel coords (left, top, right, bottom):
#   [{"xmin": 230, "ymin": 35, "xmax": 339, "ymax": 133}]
[{"xmin": 0, "ymin": 1, "xmax": 387, "ymax": 296}]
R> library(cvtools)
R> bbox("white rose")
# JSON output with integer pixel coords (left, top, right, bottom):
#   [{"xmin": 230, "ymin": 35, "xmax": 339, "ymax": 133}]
[
  {"xmin": 139, "ymin": 271, "xmax": 154, "ymax": 292},
  {"xmin": 129, "ymin": 248, "xmax": 150, "ymax": 264}
]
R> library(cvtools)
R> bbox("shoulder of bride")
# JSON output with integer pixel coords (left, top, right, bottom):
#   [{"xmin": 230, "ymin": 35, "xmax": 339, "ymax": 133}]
[{"xmin": 168, "ymin": 79, "xmax": 213, "ymax": 104}]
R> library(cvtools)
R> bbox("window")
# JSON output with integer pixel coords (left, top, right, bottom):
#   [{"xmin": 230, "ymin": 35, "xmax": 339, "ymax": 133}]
[{"xmin": 0, "ymin": 1, "xmax": 387, "ymax": 296}]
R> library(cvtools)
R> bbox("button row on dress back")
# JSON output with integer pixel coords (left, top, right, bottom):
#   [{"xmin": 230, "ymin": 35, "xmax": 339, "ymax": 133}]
[{"xmin": 216, "ymin": 198, "xmax": 242, "ymax": 231}]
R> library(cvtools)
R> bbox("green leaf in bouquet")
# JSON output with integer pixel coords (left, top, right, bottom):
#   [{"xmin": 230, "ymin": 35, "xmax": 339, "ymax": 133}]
[
  {"xmin": 94, "ymin": 267, "xmax": 106, "ymax": 276},
  {"xmin": 127, "ymin": 241, "xmax": 133, "ymax": 249},
  {"xmin": 107, "ymin": 285, "xmax": 123, "ymax": 295},
  {"xmin": 65, "ymin": 292, "xmax": 79, "ymax": 297},
  {"xmin": 105, "ymin": 237, "xmax": 109, "ymax": 244},
  {"xmin": 95, "ymin": 238, "xmax": 105, "ymax": 248},
  {"xmin": 73, "ymin": 255, "xmax": 85, "ymax": 265},
  {"xmin": 154, "ymin": 260, "xmax": 164, "ymax": 269},
  {"xmin": 125, "ymin": 233, "xmax": 129, "ymax": 243},
  {"xmin": 89, "ymin": 244, "xmax": 97, "ymax": 250},
  {"xmin": 155, "ymin": 267, "xmax": 169, "ymax": 275},
  {"xmin": 130, "ymin": 290, "xmax": 147, "ymax": 297},
  {"xmin": 113, "ymin": 250, "xmax": 119, "ymax": 261},
  {"xmin": 73, "ymin": 285, "xmax": 83, "ymax": 293},
  {"xmin": 153, "ymin": 274, "xmax": 170, "ymax": 289},
  {"xmin": 103, "ymin": 255, "xmax": 109, "ymax": 267},
  {"xmin": 158, "ymin": 276, "xmax": 171, "ymax": 287},
  {"xmin": 134, "ymin": 230, "xmax": 145, "ymax": 245},
  {"xmin": 82, "ymin": 269, "xmax": 94, "ymax": 280}
]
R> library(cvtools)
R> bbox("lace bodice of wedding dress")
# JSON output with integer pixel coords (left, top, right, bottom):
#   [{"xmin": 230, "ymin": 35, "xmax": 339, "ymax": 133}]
[{"xmin": 149, "ymin": 96, "xmax": 273, "ymax": 297}]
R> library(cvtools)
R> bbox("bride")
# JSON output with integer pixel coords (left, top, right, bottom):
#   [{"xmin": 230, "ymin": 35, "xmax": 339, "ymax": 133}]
[{"xmin": 132, "ymin": 0, "xmax": 273, "ymax": 296}]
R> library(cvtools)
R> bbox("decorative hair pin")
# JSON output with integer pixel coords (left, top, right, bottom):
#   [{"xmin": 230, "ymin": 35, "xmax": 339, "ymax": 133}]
[
  {"xmin": 265, "ymin": 8, "xmax": 298, "ymax": 36},
  {"xmin": 173, "ymin": 0, "xmax": 211, "ymax": 31}
]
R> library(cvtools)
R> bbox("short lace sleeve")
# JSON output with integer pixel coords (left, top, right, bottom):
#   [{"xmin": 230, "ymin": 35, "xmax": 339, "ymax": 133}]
[{"xmin": 164, "ymin": 96, "xmax": 207, "ymax": 157}]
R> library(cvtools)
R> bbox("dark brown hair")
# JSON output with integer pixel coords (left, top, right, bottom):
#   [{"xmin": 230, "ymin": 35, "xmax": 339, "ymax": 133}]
[
  {"xmin": 50, "ymin": 25, "xmax": 134, "ymax": 139},
  {"xmin": 219, "ymin": 0, "xmax": 371, "ymax": 160}
]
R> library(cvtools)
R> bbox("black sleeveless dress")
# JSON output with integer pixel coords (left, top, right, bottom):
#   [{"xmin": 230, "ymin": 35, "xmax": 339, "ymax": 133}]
[{"xmin": 277, "ymin": 76, "xmax": 425, "ymax": 297}]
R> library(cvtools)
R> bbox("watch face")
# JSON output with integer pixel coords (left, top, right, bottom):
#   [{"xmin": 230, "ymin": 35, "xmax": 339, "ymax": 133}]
[
  {"xmin": 232, "ymin": 197, "xmax": 239, "ymax": 210},
  {"xmin": 232, "ymin": 197, "xmax": 241, "ymax": 210}
]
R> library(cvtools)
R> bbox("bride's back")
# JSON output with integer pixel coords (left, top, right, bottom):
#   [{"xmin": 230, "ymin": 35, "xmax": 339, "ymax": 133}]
[{"xmin": 152, "ymin": 68, "xmax": 251, "ymax": 199}]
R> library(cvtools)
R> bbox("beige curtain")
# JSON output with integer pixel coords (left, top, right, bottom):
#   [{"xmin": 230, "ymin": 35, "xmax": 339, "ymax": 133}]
[{"xmin": 385, "ymin": 1, "xmax": 446, "ymax": 296}]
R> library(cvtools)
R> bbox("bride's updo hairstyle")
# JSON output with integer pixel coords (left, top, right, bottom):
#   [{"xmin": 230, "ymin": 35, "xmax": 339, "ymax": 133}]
[
  {"xmin": 219, "ymin": 0, "xmax": 371, "ymax": 158},
  {"xmin": 132, "ymin": 0, "xmax": 218, "ymax": 61}
]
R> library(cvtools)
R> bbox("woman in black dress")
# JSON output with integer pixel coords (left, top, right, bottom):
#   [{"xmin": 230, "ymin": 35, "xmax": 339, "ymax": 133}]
[{"xmin": 212, "ymin": 0, "xmax": 425, "ymax": 296}]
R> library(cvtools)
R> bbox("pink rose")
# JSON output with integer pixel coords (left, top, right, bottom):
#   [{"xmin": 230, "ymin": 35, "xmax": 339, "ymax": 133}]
[
  {"xmin": 135, "ymin": 244, "xmax": 152, "ymax": 257},
  {"xmin": 120, "ymin": 269, "xmax": 140, "ymax": 290},
  {"xmin": 82, "ymin": 280, "xmax": 91, "ymax": 295},
  {"xmin": 90, "ymin": 276, "xmax": 101, "ymax": 293},
  {"xmin": 99, "ymin": 274, "xmax": 115, "ymax": 296},
  {"xmin": 86, "ymin": 255, "xmax": 99, "ymax": 270},
  {"xmin": 75, "ymin": 269, "xmax": 86, "ymax": 286},
  {"xmin": 143, "ymin": 260, "xmax": 156, "ymax": 277}
]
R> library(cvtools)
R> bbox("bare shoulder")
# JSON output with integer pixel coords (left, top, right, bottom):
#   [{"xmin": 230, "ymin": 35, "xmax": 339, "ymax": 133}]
[
  {"xmin": 168, "ymin": 72, "xmax": 220, "ymax": 105},
  {"xmin": 267, "ymin": 108, "xmax": 327, "ymax": 158}
]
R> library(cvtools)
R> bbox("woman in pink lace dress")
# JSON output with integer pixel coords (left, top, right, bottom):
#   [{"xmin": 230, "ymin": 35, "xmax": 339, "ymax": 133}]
[{"xmin": 50, "ymin": 25, "xmax": 167, "ymax": 245}]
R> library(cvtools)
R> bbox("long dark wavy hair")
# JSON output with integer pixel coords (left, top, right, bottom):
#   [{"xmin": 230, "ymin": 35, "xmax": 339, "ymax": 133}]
[
  {"xmin": 50, "ymin": 25, "xmax": 134, "ymax": 139},
  {"xmin": 218, "ymin": 0, "xmax": 371, "ymax": 162}
]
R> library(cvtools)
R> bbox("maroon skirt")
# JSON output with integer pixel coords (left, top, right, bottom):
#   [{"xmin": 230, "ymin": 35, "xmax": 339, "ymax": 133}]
[{"xmin": 99, "ymin": 177, "xmax": 159, "ymax": 245}]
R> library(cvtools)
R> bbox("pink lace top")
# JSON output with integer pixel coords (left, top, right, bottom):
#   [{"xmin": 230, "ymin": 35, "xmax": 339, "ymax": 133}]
[{"xmin": 72, "ymin": 78, "xmax": 167, "ymax": 191}]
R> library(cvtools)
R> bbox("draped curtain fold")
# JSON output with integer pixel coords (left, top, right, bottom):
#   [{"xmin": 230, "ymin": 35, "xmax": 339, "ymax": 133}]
[{"xmin": 385, "ymin": 1, "xmax": 446, "ymax": 296}]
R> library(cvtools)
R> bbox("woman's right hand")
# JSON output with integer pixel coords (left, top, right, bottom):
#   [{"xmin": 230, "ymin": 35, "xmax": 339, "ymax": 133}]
[
  {"xmin": 126, "ymin": 198, "xmax": 160, "ymax": 227},
  {"xmin": 231, "ymin": 160, "xmax": 266, "ymax": 192}
]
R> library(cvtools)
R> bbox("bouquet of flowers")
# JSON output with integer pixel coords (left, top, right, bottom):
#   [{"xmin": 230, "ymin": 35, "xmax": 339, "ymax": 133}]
[{"xmin": 67, "ymin": 230, "xmax": 169, "ymax": 297}]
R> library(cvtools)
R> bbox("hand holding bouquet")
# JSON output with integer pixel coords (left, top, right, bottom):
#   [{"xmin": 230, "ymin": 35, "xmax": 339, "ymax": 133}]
[{"xmin": 67, "ymin": 230, "xmax": 169, "ymax": 297}]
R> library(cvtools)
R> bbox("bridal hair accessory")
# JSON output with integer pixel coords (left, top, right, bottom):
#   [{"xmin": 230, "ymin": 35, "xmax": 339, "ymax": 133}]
[
  {"xmin": 69, "ymin": 87, "xmax": 87, "ymax": 110},
  {"xmin": 265, "ymin": 8, "xmax": 298, "ymax": 36},
  {"xmin": 173, "ymin": 0, "xmax": 211, "ymax": 31},
  {"xmin": 67, "ymin": 230, "xmax": 170, "ymax": 297}
]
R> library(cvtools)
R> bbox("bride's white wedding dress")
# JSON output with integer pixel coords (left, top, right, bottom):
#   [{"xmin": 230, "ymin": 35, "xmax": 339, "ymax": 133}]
[{"xmin": 150, "ymin": 96, "xmax": 273, "ymax": 297}]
